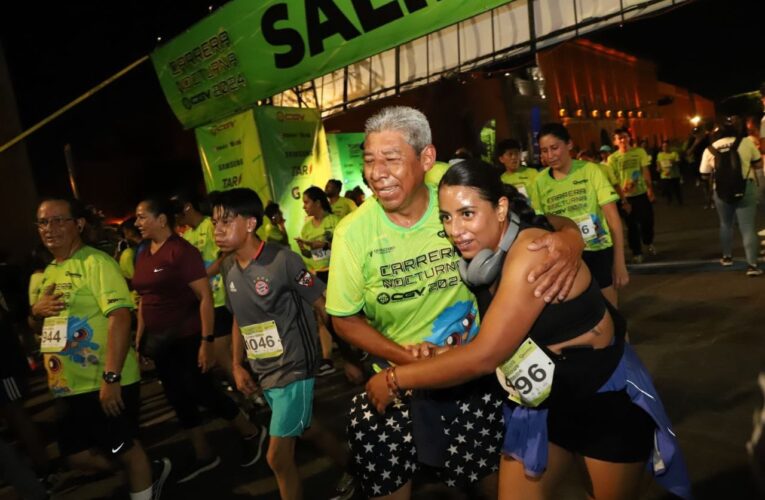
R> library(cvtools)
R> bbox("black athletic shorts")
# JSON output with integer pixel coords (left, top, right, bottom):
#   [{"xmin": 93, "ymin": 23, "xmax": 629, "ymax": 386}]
[
  {"xmin": 582, "ymin": 247, "xmax": 614, "ymax": 289},
  {"xmin": 213, "ymin": 305, "xmax": 233, "ymax": 337},
  {"xmin": 56, "ymin": 382, "xmax": 140, "ymax": 457},
  {"xmin": 547, "ymin": 389, "xmax": 654, "ymax": 462}
]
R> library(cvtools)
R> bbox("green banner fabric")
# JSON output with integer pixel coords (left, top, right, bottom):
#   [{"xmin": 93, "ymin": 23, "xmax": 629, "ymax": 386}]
[
  {"xmin": 326, "ymin": 132, "xmax": 372, "ymax": 197},
  {"xmin": 152, "ymin": 0, "xmax": 513, "ymax": 128},
  {"xmin": 195, "ymin": 109, "xmax": 272, "ymax": 203},
  {"xmin": 255, "ymin": 107, "xmax": 332, "ymax": 254}
]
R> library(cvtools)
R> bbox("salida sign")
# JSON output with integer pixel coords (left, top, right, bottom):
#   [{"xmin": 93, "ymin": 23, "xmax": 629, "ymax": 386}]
[{"xmin": 152, "ymin": 0, "xmax": 513, "ymax": 129}]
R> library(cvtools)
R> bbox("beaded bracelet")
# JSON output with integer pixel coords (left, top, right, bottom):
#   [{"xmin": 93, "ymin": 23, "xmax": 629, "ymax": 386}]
[{"xmin": 385, "ymin": 367, "xmax": 402, "ymax": 399}]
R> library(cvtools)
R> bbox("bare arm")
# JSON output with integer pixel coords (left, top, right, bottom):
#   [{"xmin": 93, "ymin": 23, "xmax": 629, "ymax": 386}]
[
  {"xmin": 231, "ymin": 317, "xmax": 257, "ymax": 395},
  {"xmin": 135, "ymin": 300, "xmax": 145, "ymax": 349},
  {"xmin": 332, "ymin": 314, "xmax": 417, "ymax": 366},
  {"xmin": 602, "ymin": 203, "xmax": 628, "ymax": 288},
  {"xmin": 188, "ymin": 277, "xmax": 215, "ymax": 372},
  {"xmin": 100, "ymin": 307, "xmax": 132, "ymax": 416},
  {"xmin": 526, "ymin": 214, "xmax": 584, "ymax": 302}
]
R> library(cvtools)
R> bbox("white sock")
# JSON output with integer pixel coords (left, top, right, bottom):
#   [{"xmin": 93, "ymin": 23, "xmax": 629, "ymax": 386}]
[{"xmin": 129, "ymin": 485, "xmax": 152, "ymax": 500}]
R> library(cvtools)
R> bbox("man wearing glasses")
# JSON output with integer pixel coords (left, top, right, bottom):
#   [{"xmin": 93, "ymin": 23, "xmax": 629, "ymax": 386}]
[{"xmin": 30, "ymin": 198, "xmax": 170, "ymax": 500}]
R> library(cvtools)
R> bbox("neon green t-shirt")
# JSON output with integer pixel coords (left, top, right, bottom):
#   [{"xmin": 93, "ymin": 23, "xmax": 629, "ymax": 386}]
[
  {"xmin": 182, "ymin": 217, "xmax": 225, "ymax": 308},
  {"xmin": 300, "ymin": 213, "xmax": 340, "ymax": 273},
  {"xmin": 256, "ymin": 220, "xmax": 289, "ymax": 246},
  {"xmin": 608, "ymin": 148, "xmax": 651, "ymax": 197},
  {"xmin": 657, "ymin": 151, "xmax": 680, "ymax": 179},
  {"xmin": 34, "ymin": 246, "xmax": 140, "ymax": 397},
  {"xmin": 501, "ymin": 167, "xmax": 538, "ymax": 200},
  {"xmin": 598, "ymin": 161, "xmax": 619, "ymax": 187},
  {"xmin": 425, "ymin": 161, "xmax": 450, "ymax": 187},
  {"xmin": 330, "ymin": 197, "xmax": 357, "ymax": 220},
  {"xmin": 28, "ymin": 272, "xmax": 45, "ymax": 309},
  {"xmin": 326, "ymin": 184, "xmax": 479, "ymax": 350},
  {"xmin": 118, "ymin": 247, "xmax": 139, "ymax": 307},
  {"xmin": 530, "ymin": 160, "xmax": 619, "ymax": 251}
]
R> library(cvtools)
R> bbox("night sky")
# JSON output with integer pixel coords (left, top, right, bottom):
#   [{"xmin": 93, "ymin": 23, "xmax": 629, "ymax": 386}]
[{"xmin": 0, "ymin": 0, "xmax": 759, "ymax": 218}]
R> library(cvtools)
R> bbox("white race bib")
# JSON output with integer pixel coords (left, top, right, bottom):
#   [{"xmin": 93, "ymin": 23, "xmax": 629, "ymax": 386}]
[
  {"xmin": 575, "ymin": 214, "xmax": 598, "ymax": 242},
  {"xmin": 496, "ymin": 338, "xmax": 555, "ymax": 407},
  {"xmin": 41, "ymin": 315, "xmax": 68, "ymax": 353},
  {"xmin": 241, "ymin": 320, "xmax": 284, "ymax": 359},
  {"xmin": 311, "ymin": 248, "xmax": 330, "ymax": 261}
]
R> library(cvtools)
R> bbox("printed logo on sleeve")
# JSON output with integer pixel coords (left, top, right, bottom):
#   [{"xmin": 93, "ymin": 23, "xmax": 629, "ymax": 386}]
[{"xmin": 294, "ymin": 270, "xmax": 314, "ymax": 287}]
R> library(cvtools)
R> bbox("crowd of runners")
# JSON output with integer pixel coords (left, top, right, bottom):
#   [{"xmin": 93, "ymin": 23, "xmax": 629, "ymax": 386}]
[{"xmin": 4, "ymin": 98, "xmax": 765, "ymax": 499}]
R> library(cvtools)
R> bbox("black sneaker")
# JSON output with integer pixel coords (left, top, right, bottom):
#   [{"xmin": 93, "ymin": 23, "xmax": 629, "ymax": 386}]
[
  {"xmin": 720, "ymin": 256, "xmax": 733, "ymax": 267},
  {"xmin": 317, "ymin": 359, "xmax": 336, "ymax": 377},
  {"xmin": 176, "ymin": 455, "xmax": 220, "ymax": 484},
  {"xmin": 151, "ymin": 457, "xmax": 172, "ymax": 499},
  {"xmin": 241, "ymin": 425, "xmax": 268, "ymax": 467}
]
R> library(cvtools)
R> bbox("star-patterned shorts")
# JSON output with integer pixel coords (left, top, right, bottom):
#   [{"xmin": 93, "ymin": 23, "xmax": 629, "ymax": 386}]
[{"xmin": 347, "ymin": 388, "xmax": 505, "ymax": 497}]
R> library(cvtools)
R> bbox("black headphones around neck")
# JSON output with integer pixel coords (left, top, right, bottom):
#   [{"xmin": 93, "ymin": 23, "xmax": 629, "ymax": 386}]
[{"xmin": 457, "ymin": 212, "xmax": 520, "ymax": 287}]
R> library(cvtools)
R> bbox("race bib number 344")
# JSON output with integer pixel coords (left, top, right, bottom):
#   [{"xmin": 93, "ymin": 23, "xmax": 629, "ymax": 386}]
[
  {"xmin": 241, "ymin": 320, "xmax": 284, "ymax": 360},
  {"xmin": 496, "ymin": 338, "xmax": 555, "ymax": 407},
  {"xmin": 41, "ymin": 316, "xmax": 68, "ymax": 353}
]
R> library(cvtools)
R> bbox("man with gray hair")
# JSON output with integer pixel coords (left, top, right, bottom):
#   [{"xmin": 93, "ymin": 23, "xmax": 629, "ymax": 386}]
[{"xmin": 326, "ymin": 106, "xmax": 584, "ymax": 498}]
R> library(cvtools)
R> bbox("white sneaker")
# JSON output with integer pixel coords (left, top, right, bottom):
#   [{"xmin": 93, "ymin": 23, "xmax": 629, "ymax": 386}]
[{"xmin": 758, "ymin": 229, "xmax": 765, "ymax": 237}]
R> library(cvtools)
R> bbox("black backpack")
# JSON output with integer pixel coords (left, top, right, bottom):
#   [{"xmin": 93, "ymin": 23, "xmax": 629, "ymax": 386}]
[{"xmin": 708, "ymin": 137, "xmax": 746, "ymax": 203}]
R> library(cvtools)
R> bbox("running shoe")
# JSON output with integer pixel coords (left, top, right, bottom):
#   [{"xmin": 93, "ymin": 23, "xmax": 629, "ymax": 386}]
[
  {"xmin": 241, "ymin": 425, "xmax": 268, "ymax": 467},
  {"xmin": 758, "ymin": 229, "xmax": 765, "ymax": 237},
  {"xmin": 632, "ymin": 255, "xmax": 644, "ymax": 264},
  {"xmin": 647, "ymin": 245, "xmax": 657, "ymax": 256},
  {"xmin": 747, "ymin": 266, "xmax": 764, "ymax": 277},
  {"xmin": 151, "ymin": 457, "xmax": 172, "ymax": 499},
  {"xmin": 720, "ymin": 256, "xmax": 733, "ymax": 267},
  {"xmin": 176, "ymin": 455, "xmax": 220, "ymax": 484},
  {"xmin": 317, "ymin": 359, "xmax": 336, "ymax": 377}
]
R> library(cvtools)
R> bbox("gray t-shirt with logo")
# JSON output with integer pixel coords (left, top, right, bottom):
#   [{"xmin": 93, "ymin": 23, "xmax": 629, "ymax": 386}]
[{"xmin": 222, "ymin": 243, "xmax": 323, "ymax": 389}]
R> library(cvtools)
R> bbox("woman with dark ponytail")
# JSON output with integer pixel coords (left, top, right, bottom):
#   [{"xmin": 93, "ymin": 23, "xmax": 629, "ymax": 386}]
[{"xmin": 366, "ymin": 159, "xmax": 690, "ymax": 500}]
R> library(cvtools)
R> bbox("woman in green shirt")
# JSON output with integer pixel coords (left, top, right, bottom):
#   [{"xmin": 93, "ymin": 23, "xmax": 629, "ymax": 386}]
[
  {"xmin": 297, "ymin": 187, "xmax": 340, "ymax": 277},
  {"xmin": 532, "ymin": 123, "xmax": 629, "ymax": 306},
  {"xmin": 297, "ymin": 187, "xmax": 342, "ymax": 376}
]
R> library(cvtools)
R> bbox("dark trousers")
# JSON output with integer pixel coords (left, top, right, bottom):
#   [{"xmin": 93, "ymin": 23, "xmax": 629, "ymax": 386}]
[
  {"xmin": 623, "ymin": 193, "xmax": 654, "ymax": 256},
  {"xmin": 154, "ymin": 336, "xmax": 239, "ymax": 429},
  {"xmin": 661, "ymin": 178, "xmax": 683, "ymax": 205}
]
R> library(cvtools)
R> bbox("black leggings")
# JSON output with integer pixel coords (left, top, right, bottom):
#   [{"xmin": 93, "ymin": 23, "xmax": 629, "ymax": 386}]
[
  {"xmin": 153, "ymin": 335, "xmax": 239, "ymax": 429},
  {"xmin": 622, "ymin": 193, "xmax": 654, "ymax": 256}
]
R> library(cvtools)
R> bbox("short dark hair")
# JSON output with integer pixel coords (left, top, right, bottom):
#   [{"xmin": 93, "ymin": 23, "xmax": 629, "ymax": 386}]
[
  {"xmin": 171, "ymin": 190, "xmax": 204, "ymax": 214},
  {"xmin": 209, "ymin": 188, "xmax": 264, "ymax": 229},
  {"xmin": 264, "ymin": 202, "xmax": 281, "ymax": 220},
  {"xmin": 494, "ymin": 139, "xmax": 522, "ymax": 161},
  {"xmin": 38, "ymin": 197, "xmax": 88, "ymax": 219},
  {"xmin": 537, "ymin": 123, "xmax": 571, "ymax": 144},
  {"xmin": 120, "ymin": 216, "xmax": 137, "ymax": 233},
  {"xmin": 327, "ymin": 179, "xmax": 342, "ymax": 191}
]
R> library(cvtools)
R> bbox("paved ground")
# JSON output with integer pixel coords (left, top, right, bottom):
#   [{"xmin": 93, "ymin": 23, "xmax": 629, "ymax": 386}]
[{"xmin": 2, "ymin": 179, "xmax": 765, "ymax": 499}]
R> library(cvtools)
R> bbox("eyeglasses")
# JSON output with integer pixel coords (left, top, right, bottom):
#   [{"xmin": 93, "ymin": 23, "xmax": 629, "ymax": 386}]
[{"xmin": 35, "ymin": 216, "xmax": 74, "ymax": 228}]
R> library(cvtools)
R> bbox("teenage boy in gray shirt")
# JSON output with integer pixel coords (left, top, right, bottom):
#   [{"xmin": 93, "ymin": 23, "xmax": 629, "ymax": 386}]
[{"xmin": 211, "ymin": 188, "xmax": 351, "ymax": 500}]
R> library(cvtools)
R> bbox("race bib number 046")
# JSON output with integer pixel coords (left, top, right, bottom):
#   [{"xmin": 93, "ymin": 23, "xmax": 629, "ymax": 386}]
[
  {"xmin": 41, "ymin": 316, "xmax": 68, "ymax": 353},
  {"xmin": 241, "ymin": 320, "xmax": 284, "ymax": 360},
  {"xmin": 496, "ymin": 338, "xmax": 555, "ymax": 407}
]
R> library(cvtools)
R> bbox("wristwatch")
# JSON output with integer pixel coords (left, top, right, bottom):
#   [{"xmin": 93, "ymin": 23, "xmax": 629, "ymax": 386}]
[
  {"xmin": 102, "ymin": 371, "xmax": 121, "ymax": 384},
  {"xmin": 202, "ymin": 334, "xmax": 215, "ymax": 343}
]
